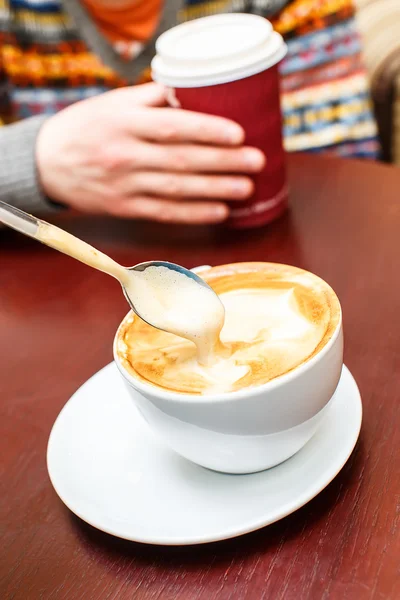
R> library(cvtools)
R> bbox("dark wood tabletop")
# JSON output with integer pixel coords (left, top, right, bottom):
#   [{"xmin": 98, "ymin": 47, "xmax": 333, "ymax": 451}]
[{"xmin": 1, "ymin": 153, "xmax": 399, "ymax": 600}]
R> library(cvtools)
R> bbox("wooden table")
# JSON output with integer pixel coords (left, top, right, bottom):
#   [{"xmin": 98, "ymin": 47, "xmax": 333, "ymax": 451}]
[{"xmin": 1, "ymin": 154, "xmax": 399, "ymax": 600}]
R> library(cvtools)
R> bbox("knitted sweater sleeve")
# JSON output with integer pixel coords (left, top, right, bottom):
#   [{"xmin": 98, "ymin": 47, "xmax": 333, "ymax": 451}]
[{"xmin": 0, "ymin": 116, "xmax": 58, "ymax": 214}]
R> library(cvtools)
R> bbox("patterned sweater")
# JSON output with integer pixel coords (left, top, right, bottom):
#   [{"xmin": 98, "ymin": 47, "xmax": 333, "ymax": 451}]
[{"xmin": 0, "ymin": 0, "xmax": 379, "ymax": 213}]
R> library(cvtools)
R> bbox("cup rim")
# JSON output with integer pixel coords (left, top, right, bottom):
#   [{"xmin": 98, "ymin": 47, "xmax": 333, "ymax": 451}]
[
  {"xmin": 113, "ymin": 268, "xmax": 343, "ymax": 404},
  {"xmin": 156, "ymin": 14, "xmax": 273, "ymax": 63},
  {"xmin": 151, "ymin": 14, "xmax": 287, "ymax": 88}
]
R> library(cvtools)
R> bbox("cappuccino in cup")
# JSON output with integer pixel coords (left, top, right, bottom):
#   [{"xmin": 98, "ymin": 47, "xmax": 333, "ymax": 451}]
[{"xmin": 117, "ymin": 263, "xmax": 340, "ymax": 395}]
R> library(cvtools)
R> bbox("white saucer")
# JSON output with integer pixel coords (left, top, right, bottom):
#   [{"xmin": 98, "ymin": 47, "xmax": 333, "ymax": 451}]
[{"xmin": 47, "ymin": 364, "xmax": 362, "ymax": 546}]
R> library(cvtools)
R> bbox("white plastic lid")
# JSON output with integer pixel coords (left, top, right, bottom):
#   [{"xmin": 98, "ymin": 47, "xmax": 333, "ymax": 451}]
[{"xmin": 152, "ymin": 14, "xmax": 287, "ymax": 88}]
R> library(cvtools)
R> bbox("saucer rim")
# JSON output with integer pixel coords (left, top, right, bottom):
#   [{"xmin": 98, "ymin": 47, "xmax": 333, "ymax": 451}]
[{"xmin": 47, "ymin": 364, "xmax": 362, "ymax": 546}]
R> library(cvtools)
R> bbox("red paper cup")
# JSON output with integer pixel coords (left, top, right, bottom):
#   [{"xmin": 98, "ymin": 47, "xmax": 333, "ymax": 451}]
[{"xmin": 152, "ymin": 14, "xmax": 288, "ymax": 228}]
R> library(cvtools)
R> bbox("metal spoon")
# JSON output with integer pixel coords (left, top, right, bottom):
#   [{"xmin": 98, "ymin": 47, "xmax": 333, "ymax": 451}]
[{"xmin": 0, "ymin": 201, "xmax": 217, "ymax": 333}]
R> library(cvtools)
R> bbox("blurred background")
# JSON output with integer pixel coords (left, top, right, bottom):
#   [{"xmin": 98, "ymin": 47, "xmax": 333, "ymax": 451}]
[{"xmin": 356, "ymin": 0, "xmax": 400, "ymax": 164}]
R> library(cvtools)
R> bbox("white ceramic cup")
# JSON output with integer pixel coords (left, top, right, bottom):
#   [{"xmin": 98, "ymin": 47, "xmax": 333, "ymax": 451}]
[{"xmin": 114, "ymin": 265, "xmax": 343, "ymax": 474}]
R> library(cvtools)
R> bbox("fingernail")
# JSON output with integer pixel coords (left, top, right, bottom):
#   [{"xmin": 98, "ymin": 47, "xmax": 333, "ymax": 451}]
[
  {"xmin": 231, "ymin": 179, "xmax": 252, "ymax": 197},
  {"xmin": 245, "ymin": 149, "xmax": 265, "ymax": 170},
  {"xmin": 225, "ymin": 126, "xmax": 244, "ymax": 145},
  {"xmin": 213, "ymin": 205, "xmax": 228, "ymax": 220}
]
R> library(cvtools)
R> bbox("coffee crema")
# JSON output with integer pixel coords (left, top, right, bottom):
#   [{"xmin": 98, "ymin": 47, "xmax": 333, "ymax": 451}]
[{"xmin": 116, "ymin": 263, "xmax": 341, "ymax": 395}]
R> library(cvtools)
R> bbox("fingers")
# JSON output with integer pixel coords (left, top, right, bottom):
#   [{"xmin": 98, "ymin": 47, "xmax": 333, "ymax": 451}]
[
  {"xmin": 130, "ymin": 107, "xmax": 245, "ymax": 146},
  {"xmin": 110, "ymin": 83, "xmax": 169, "ymax": 107},
  {"xmin": 132, "ymin": 141, "xmax": 266, "ymax": 174},
  {"xmin": 121, "ymin": 172, "xmax": 254, "ymax": 201},
  {"xmin": 115, "ymin": 197, "xmax": 229, "ymax": 224},
  {"xmin": 103, "ymin": 87, "xmax": 244, "ymax": 145}
]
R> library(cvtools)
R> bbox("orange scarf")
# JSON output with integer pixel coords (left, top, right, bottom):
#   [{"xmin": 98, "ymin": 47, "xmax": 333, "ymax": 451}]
[{"xmin": 83, "ymin": 0, "xmax": 161, "ymax": 44}]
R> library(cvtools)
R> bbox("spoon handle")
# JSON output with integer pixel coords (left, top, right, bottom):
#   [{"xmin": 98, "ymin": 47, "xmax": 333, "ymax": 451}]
[
  {"xmin": 0, "ymin": 200, "xmax": 39, "ymax": 237},
  {"xmin": 0, "ymin": 200, "xmax": 125, "ymax": 281}
]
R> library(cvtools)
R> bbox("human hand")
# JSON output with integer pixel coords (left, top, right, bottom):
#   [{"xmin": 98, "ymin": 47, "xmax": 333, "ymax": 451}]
[{"xmin": 36, "ymin": 83, "xmax": 265, "ymax": 224}]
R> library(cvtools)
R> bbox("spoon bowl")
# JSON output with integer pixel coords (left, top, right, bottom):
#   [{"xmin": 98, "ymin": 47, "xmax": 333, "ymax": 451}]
[
  {"xmin": 124, "ymin": 260, "xmax": 214, "ymax": 322},
  {"xmin": 120, "ymin": 261, "xmax": 224, "ymax": 354}
]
